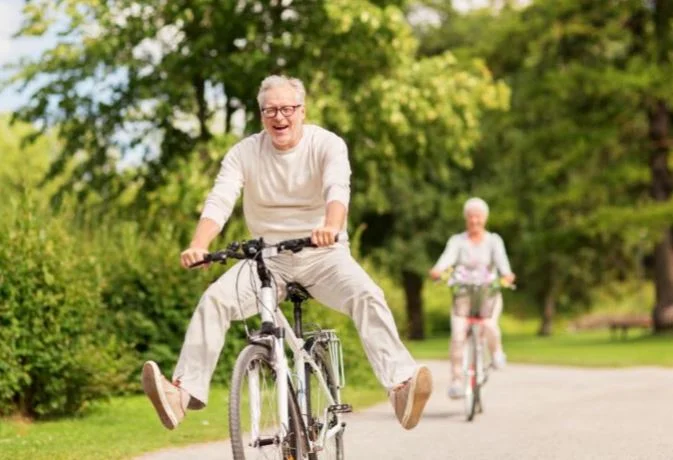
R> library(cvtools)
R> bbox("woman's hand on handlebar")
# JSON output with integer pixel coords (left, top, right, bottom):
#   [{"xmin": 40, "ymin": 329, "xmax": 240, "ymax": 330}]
[
  {"xmin": 181, "ymin": 247, "xmax": 210, "ymax": 269},
  {"xmin": 501, "ymin": 273, "xmax": 516, "ymax": 287},
  {"xmin": 428, "ymin": 268, "xmax": 443, "ymax": 281}
]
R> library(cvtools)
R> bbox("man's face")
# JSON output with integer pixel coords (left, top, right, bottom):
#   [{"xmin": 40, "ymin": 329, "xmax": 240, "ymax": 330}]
[
  {"xmin": 260, "ymin": 85, "xmax": 305, "ymax": 151},
  {"xmin": 465, "ymin": 210, "xmax": 487, "ymax": 234}
]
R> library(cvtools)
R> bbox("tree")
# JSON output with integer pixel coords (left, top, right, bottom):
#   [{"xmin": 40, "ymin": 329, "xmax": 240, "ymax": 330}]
[
  {"xmin": 336, "ymin": 54, "xmax": 509, "ymax": 339},
  {"xmin": 645, "ymin": 0, "xmax": 673, "ymax": 331},
  {"xmin": 413, "ymin": 0, "xmax": 673, "ymax": 334},
  {"xmin": 8, "ymin": 1, "xmax": 507, "ymax": 339},
  {"xmin": 8, "ymin": 0, "xmax": 414, "ymax": 205}
]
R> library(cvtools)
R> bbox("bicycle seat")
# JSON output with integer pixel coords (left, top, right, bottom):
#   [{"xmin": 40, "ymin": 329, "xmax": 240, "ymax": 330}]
[{"xmin": 286, "ymin": 282, "xmax": 312, "ymax": 304}]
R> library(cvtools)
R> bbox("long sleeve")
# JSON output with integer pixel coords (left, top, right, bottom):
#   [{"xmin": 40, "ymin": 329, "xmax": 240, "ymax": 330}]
[
  {"xmin": 492, "ymin": 233, "xmax": 513, "ymax": 275},
  {"xmin": 200, "ymin": 144, "xmax": 245, "ymax": 231},
  {"xmin": 321, "ymin": 136, "xmax": 351, "ymax": 208},
  {"xmin": 433, "ymin": 235, "xmax": 459, "ymax": 273}
]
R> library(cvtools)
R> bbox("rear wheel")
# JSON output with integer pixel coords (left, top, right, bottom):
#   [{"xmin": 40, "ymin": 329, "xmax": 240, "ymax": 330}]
[
  {"xmin": 229, "ymin": 344, "xmax": 306, "ymax": 460},
  {"xmin": 306, "ymin": 341, "xmax": 344, "ymax": 460}
]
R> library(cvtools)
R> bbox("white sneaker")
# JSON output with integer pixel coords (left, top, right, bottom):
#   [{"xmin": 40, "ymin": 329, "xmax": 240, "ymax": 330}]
[
  {"xmin": 492, "ymin": 350, "xmax": 507, "ymax": 370},
  {"xmin": 448, "ymin": 382, "xmax": 465, "ymax": 399}
]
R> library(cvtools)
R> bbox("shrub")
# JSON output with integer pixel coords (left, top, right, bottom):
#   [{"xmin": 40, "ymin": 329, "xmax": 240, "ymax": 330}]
[
  {"xmin": 0, "ymin": 196, "xmax": 131, "ymax": 417},
  {"xmin": 95, "ymin": 219, "xmax": 251, "ymax": 387}
]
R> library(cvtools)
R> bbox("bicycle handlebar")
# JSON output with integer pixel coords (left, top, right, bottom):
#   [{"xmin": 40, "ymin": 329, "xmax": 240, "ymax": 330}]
[
  {"xmin": 435, "ymin": 270, "xmax": 516, "ymax": 290},
  {"xmin": 189, "ymin": 235, "xmax": 338, "ymax": 269}
]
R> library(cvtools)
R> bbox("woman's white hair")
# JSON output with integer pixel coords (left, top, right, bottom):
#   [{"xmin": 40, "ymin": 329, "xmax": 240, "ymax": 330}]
[
  {"xmin": 257, "ymin": 75, "xmax": 306, "ymax": 107},
  {"xmin": 463, "ymin": 197, "xmax": 489, "ymax": 218}
]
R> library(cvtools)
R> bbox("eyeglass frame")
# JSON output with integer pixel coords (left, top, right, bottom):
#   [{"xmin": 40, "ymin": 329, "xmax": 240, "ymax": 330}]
[{"xmin": 260, "ymin": 104, "xmax": 303, "ymax": 118}]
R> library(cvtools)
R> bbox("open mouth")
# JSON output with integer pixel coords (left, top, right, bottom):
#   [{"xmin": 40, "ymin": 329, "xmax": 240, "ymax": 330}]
[{"xmin": 272, "ymin": 124, "xmax": 289, "ymax": 134}]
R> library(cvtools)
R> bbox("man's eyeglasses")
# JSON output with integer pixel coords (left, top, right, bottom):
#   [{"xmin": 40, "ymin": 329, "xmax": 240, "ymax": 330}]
[{"xmin": 260, "ymin": 105, "xmax": 302, "ymax": 118}]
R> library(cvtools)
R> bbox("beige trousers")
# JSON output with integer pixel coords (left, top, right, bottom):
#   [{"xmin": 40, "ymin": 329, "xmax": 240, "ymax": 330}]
[
  {"xmin": 449, "ymin": 293, "xmax": 503, "ymax": 382},
  {"xmin": 173, "ymin": 242, "xmax": 418, "ymax": 407}
]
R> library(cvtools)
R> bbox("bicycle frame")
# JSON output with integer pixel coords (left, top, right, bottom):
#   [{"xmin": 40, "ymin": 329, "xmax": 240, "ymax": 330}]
[
  {"xmin": 249, "ymin": 282, "xmax": 344, "ymax": 452},
  {"xmin": 196, "ymin": 238, "xmax": 346, "ymax": 455},
  {"xmin": 461, "ymin": 287, "xmax": 493, "ymax": 384}
]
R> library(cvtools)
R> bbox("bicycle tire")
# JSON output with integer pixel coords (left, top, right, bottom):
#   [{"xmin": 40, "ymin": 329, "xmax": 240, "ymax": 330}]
[
  {"xmin": 306, "ymin": 341, "xmax": 344, "ymax": 460},
  {"xmin": 229, "ymin": 344, "xmax": 306, "ymax": 460},
  {"xmin": 466, "ymin": 327, "xmax": 480, "ymax": 422}
]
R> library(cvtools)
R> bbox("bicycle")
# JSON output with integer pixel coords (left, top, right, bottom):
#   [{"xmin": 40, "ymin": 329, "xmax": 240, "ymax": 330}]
[
  {"xmin": 190, "ymin": 236, "xmax": 349, "ymax": 460},
  {"xmin": 441, "ymin": 267, "xmax": 513, "ymax": 422}
]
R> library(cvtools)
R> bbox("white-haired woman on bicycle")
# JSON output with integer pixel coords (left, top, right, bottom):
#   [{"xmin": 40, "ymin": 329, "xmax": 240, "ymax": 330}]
[{"xmin": 429, "ymin": 197, "xmax": 515, "ymax": 399}]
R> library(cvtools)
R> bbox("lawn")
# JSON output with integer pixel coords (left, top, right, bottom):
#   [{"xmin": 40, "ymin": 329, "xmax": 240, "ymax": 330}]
[
  {"xmin": 0, "ymin": 385, "xmax": 386, "ymax": 460},
  {"xmin": 406, "ymin": 329, "xmax": 673, "ymax": 368}
]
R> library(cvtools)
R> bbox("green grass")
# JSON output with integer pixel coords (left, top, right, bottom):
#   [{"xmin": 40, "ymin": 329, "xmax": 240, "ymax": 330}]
[
  {"xmin": 0, "ymin": 385, "xmax": 385, "ymax": 460},
  {"xmin": 406, "ymin": 329, "xmax": 673, "ymax": 368}
]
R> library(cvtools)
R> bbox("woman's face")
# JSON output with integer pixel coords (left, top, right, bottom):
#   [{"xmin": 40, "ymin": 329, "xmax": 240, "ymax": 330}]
[{"xmin": 465, "ymin": 209, "xmax": 487, "ymax": 235}]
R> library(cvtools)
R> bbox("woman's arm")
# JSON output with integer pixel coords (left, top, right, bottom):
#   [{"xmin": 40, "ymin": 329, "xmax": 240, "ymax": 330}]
[
  {"xmin": 429, "ymin": 235, "xmax": 459, "ymax": 279},
  {"xmin": 493, "ymin": 234, "xmax": 515, "ymax": 282}
]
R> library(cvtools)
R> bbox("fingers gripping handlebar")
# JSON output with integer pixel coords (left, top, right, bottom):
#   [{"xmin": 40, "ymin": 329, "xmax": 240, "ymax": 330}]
[{"xmin": 188, "ymin": 235, "xmax": 339, "ymax": 269}]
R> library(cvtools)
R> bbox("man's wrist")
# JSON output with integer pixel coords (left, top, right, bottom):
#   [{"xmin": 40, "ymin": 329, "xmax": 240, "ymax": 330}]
[{"xmin": 189, "ymin": 241, "xmax": 209, "ymax": 250}]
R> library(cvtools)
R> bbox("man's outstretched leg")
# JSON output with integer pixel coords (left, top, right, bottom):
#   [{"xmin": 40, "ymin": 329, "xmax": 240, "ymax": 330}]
[
  {"xmin": 387, "ymin": 366, "xmax": 433, "ymax": 430},
  {"xmin": 142, "ymin": 259, "xmax": 285, "ymax": 430},
  {"xmin": 142, "ymin": 361, "xmax": 191, "ymax": 430},
  {"xmin": 298, "ymin": 245, "xmax": 433, "ymax": 430}
]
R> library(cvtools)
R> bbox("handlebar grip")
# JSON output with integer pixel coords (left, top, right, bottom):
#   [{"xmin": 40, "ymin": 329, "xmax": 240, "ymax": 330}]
[
  {"xmin": 278, "ymin": 234, "xmax": 340, "ymax": 251},
  {"xmin": 188, "ymin": 252, "xmax": 226, "ymax": 268},
  {"xmin": 188, "ymin": 258, "xmax": 210, "ymax": 269},
  {"xmin": 305, "ymin": 233, "xmax": 340, "ymax": 246}
]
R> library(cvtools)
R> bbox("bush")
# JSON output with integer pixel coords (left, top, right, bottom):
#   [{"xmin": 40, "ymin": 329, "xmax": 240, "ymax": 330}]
[
  {"xmin": 95, "ymin": 219, "xmax": 251, "ymax": 387},
  {"xmin": 0, "ymin": 197, "xmax": 131, "ymax": 418}
]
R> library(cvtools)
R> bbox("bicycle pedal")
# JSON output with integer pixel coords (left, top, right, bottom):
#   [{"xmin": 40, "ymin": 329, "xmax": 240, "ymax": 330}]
[{"xmin": 328, "ymin": 404, "xmax": 352, "ymax": 414}]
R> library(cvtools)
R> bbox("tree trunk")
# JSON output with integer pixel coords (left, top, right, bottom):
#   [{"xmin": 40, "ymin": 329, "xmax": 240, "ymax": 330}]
[
  {"xmin": 402, "ymin": 270, "xmax": 425, "ymax": 340},
  {"xmin": 192, "ymin": 74, "xmax": 211, "ymax": 142},
  {"xmin": 538, "ymin": 287, "xmax": 556, "ymax": 337},
  {"xmin": 648, "ymin": 99, "xmax": 673, "ymax": 332},
  {"xmin": 652, "ymin": 235, "xmax": 673, "ymax": 331},
  {"xmin": 538, "ymin": 270, "xmax": 560, "ymax": 337}
]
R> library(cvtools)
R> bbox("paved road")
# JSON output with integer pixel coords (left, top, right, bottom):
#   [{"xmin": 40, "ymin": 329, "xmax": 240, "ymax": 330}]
[{"xmin": 136, "ymin": 361, "xmax": 673, "ymax": 460}]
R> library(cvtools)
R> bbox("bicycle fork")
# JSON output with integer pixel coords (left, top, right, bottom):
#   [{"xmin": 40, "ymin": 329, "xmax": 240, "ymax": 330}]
[
  {"xmin": 256, "ymin": 285, "xmax": 291, "ymax": 442},
  {"xmin": 465, "ymin": 324, "xmax": 486, "ymax": 389}
]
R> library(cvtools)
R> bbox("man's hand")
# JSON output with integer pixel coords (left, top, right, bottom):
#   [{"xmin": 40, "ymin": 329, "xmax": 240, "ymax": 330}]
[
  {"xmin": 181, "ymin": 247, "xmax": 210, "ymax": 269},
  {"xmin": 311, "ymin": 226, "xmax": 339, "ymax": 247},
  {"xmin": 428, "ymin": 269, "xmax": 442, "ymax": 281}
]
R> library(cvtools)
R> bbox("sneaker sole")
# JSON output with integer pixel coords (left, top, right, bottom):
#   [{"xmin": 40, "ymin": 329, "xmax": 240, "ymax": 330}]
[
  {"xmin": 402, "ymin": 366, "xmax": 433, "ymax": 430},
  {"xmin": 142, "ymin": 361, "xmax": 178, "ymax": 430}
]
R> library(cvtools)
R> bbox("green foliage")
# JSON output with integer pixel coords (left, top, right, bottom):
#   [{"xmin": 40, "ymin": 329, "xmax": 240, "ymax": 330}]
[
  {"xmin": 342, "ymin": 53, "xmax": 509, "ymax": 276},
  {"xmin": 8, "ymin": 0, "xmax": 417, "ymax": 203},
  {"xmin": 0, "ymin": 115, "xmax": 59, "ymax": 197},
  {"xmin": 91, "ymin": 210, "xmax": 252, "ymax": 387},
  {"xmin": 0, "ymin": 196, "xmax": 131, "ymax": 418},
  {"xmin": 413, "ymin": 0, "xmax": 673, "ymax": 326}
]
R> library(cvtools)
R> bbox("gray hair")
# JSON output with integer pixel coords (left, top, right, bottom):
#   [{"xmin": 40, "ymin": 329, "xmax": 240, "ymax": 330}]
[
  {"xmin": 463, "ymin": 197, "xmax": 489, "ymax": 218},
  {"xmin": 257, "ymin": 75, "xmax": 306, "ymax": 107}
]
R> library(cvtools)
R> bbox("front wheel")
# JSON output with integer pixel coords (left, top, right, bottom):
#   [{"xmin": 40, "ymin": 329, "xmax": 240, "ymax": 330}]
[
  {"xmin": 463, "ymin": 326, "xmax": 480, "ymax": 422},
  {"xmin": 229, "ymin": 344, "xmax": 306, "ymax": 460}
]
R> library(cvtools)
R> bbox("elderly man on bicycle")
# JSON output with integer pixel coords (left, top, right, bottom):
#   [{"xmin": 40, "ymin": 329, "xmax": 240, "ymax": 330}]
[
  {"xmin": 429, "ymin": 197, "xmax": 515, "ymax": 399},
  {"xmin": 142, "ymin": 74, "xmax": 433, "ymax": 431}
]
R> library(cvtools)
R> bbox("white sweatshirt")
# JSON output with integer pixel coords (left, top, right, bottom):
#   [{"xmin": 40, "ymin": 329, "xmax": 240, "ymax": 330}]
[
  {"xmin": 200, "ymin": 124, "xmax": 351, "ymax": 243},
  {"xmin": 432, "ymin": 232, "xmax": 513, "ymax": 276}
]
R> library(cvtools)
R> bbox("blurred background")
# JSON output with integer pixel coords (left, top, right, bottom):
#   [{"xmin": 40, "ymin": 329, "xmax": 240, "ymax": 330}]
[{"xmin": 1, "ymin": 0, "xmax": 672, "ymax": 458}]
